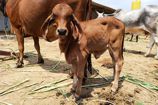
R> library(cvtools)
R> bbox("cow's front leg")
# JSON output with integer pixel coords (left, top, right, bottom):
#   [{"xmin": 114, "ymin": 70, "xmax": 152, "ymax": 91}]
[
  {"xmin": 15, "ymin": 29, "xmax": 24, "ymax": 68},
  {"xmin": 145, "ymin": 35, "xmax": 155, "ymax": 57},
  {"xmin": 32, "ymin": 36, "xmax": 44, "ymax": 64}
]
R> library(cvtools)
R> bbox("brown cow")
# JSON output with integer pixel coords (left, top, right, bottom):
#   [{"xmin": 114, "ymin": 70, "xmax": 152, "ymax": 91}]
[
  {"xmin": 6, "ymin": 0, "xmax": 92, "ymax": 68},
  {"xmin": 42, "ymin": 3, "xmax": 125, "ymax": 100},
  {"xmin": 125, "ymin": 27, "xmax": 150, "ymax": 42}
]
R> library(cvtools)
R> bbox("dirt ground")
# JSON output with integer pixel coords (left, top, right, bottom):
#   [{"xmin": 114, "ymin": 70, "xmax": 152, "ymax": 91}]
[{"xmin": 0, "ymin": 35, "xmax": 158, "ymax": 105}]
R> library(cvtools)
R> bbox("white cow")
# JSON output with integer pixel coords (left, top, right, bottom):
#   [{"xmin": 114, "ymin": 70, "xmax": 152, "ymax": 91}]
[
  {"xmin": 96, "ymin": 11, "xmax": 104, "ymax": 18},
  {"xmin": 106, "ymin": 5, "xmax": 158, "ymax": 59}
]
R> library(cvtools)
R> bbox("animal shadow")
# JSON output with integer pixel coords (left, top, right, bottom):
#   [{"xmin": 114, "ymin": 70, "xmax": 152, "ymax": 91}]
[
  {"xmin": 124, "ymin": 48, "xmax": 155, "ymax": 57},
  {"xmin": 24, "ymin": 52, "xmax": 71, "ymax": 74}
]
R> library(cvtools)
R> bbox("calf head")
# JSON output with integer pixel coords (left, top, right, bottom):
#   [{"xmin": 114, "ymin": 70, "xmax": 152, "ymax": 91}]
[{"xmin": 42, "ymin": 3, "xmax": 82, "ymax": 40}]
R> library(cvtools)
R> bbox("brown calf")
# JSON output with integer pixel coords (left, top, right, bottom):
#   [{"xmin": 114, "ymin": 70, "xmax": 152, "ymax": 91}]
[{"xmin": 42, "ymin": 3, "xmax": 125, "ymax": 100}]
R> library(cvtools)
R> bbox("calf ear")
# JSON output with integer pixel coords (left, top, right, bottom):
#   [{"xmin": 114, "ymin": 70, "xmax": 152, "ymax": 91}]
[
  {"xmin": 71, "ymin": 15, "xmax": 82, "ymax": 39},
  {"xmin": 41, "ymin": 13, "xmax": 55, "ymax": 32}
]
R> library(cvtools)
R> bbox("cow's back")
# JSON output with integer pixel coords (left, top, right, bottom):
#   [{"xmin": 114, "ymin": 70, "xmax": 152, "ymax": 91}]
[
  {"xmin": 6, "ymin": 0, "xmax": 58, "ymax": 35},
  {"xmin": 6, "ymin": 0, "xmax": 91, "ymax": 36}
]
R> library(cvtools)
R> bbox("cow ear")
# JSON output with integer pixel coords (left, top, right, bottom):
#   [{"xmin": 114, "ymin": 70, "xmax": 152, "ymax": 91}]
[
  {"xmin": 71, "ymin": 14, "xmax": 82, "ymax": 39},
  {"xmin": 41, "ymin": 13, "xmax": 55, "ymax": 32}
]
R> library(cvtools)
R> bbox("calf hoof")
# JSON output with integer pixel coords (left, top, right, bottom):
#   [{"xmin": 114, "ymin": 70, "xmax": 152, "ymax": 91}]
[
  {"xmin": 16, "ymin": 62, "xmax": 24, "ymax": 68},
  {"xmin": 38, "ymin": 58, "xmax": 44, "ymax": 64},
  {"xmin": 82, "ymin": 78, "xmax": 87, "ymax": 85},
  {"xmin": 111, "ymin": 82, "xmax": 118, "ymax": 94},
  {"xmin": 70, "ymin": 88, "xmax": 75, "ymax": 93},
  {"xmin": 68, "ymin": 72, "xmax": 74, "ymax": 79},
  {"xmin": 72, "ymin": 93, "xmax": 81, "ymax": 102},
  {"xmin": 154, "ymin": 55, "xmax": 158, "ymax": 60}
]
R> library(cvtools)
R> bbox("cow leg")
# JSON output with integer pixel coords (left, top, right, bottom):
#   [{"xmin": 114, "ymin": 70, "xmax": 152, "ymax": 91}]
[
  {"xmin": 32, "ymin": 36, "xmax": 44, "ymax": 64},
  {"xmin": 109, "ymin": 48, "xmax": 123, "ymax": 93},
  {"xmin": 15, "ymin": 30, "xmax": 24, "ymax": 68},
  {"xmin": 136, "ymin": 35, "xmax": 139, "ymax": 42},
  {"xmin": 145, "ymin": 35, "xmax": 155, "ymax": 57},
  {"xmin": 155, "ymin": 43, "xmax": 158, "ymax": 59},
  {"xmin": 129, "ymin": 34, "xmax": 133, "ymax": 41},
  {"xmin": 154, "ymin": 36, "xmax": 158, "ymax": 59}
]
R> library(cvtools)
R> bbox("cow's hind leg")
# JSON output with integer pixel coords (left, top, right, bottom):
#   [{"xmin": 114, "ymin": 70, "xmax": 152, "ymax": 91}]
[
  {"xmin": 129, "ymin": 34, "xmax": 134, "ymax": 41},
  {"xmin": 109, "ymin": 47, "xmax": 124, "ymax": 93},
  {"xmin": 136, "ymin": 35, "xmax": 139, "ymax": 42},
  {"xmin": 32, "ymin": 36, "xmax": 44, "ymax": 64}
]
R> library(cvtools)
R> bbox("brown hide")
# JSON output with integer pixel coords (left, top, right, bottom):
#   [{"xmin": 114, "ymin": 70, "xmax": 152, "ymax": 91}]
[{"xmin": 49, "ymin": 3, "xmax": 125, "ymax": 100}]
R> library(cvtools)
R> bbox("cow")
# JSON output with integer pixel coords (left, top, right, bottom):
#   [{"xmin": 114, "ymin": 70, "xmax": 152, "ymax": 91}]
[
  {"xmin": 42, "ymin": 3, "xmax": 125, "ymax": 100},
  {"xmin": 105, "ymin": 5, "xmax": 158, "ymax": 59},
  {"xmin": 6, "ymin": 0, "xmax": 92, "ymax": 69},
  {"xmin": 125, "ymin": 27, "xmax": 150, "ymax": 42}
]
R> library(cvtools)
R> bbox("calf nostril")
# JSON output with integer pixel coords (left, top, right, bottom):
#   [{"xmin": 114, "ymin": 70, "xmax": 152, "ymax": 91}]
[{"xmin": 58, "ymin": 29, "xmax": 67, "ymax": 35}]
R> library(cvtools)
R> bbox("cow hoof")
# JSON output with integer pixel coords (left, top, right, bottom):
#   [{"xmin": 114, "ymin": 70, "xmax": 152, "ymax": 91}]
[
  {"xmin": 154, "ymin": 55, "xmax": 158, "ymax": 60},
  {"xmin": 144, "ymin": 53, "xmax": 149, "ymax": 57},
  {"xmin": 16, "ymin": 63, "xmax": 24, "ymax": 68},
  {"xmin": 38, "ymin": 58, "xmax": 44, "ymax": 64}
]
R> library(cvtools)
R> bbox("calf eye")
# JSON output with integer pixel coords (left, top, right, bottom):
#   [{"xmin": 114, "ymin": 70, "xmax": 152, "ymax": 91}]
[
  {"xmin": 102, "ymin": 22, "xmax": 107, "ymax": 25},
  {"xmin": 48, "ymin": 17, "xmax": 55, "ymax": 25}
]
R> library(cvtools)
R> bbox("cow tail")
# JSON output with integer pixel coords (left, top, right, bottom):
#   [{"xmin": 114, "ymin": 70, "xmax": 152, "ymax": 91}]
[{"xmin": 86, "ymin": 0, "xmax": 92, "ymax": 20}]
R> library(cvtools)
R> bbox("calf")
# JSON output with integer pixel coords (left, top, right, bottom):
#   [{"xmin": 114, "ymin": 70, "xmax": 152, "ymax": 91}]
[{"xmin": 42, "ymin": 3, "xmax": 125, "ymax": 100}]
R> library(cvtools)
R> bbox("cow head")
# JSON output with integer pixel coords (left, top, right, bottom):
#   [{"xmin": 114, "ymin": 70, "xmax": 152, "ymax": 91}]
[{"xmin": 42, "ymin": 3, "xmax": 82, "ymax": 40}]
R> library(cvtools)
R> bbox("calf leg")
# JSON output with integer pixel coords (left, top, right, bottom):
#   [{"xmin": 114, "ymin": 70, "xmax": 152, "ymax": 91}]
[
  {"xmin": 87, "ymin": 54, "xmax": 92, "ymax": 74},
  {"xmin": 70, "ymin": 55, "xmax": 91, "ymax": 84},
  {"xmin": 82, "ymin": 54, "xmax": 92, "ymax": 84},
  {"xmin": 71, "ymin": 59, "xmax": 86, "ymax": 101},
  {"xmin": 145, "ymin": 35, "xmax": 155, "ymax": 57},
  {"xmin": 32, "ymin": 36, "xmax": 44, "ymax": 64},
  {"xmin": 109, "ymin": 48, "xmax": 123, "ymax": 93}
]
